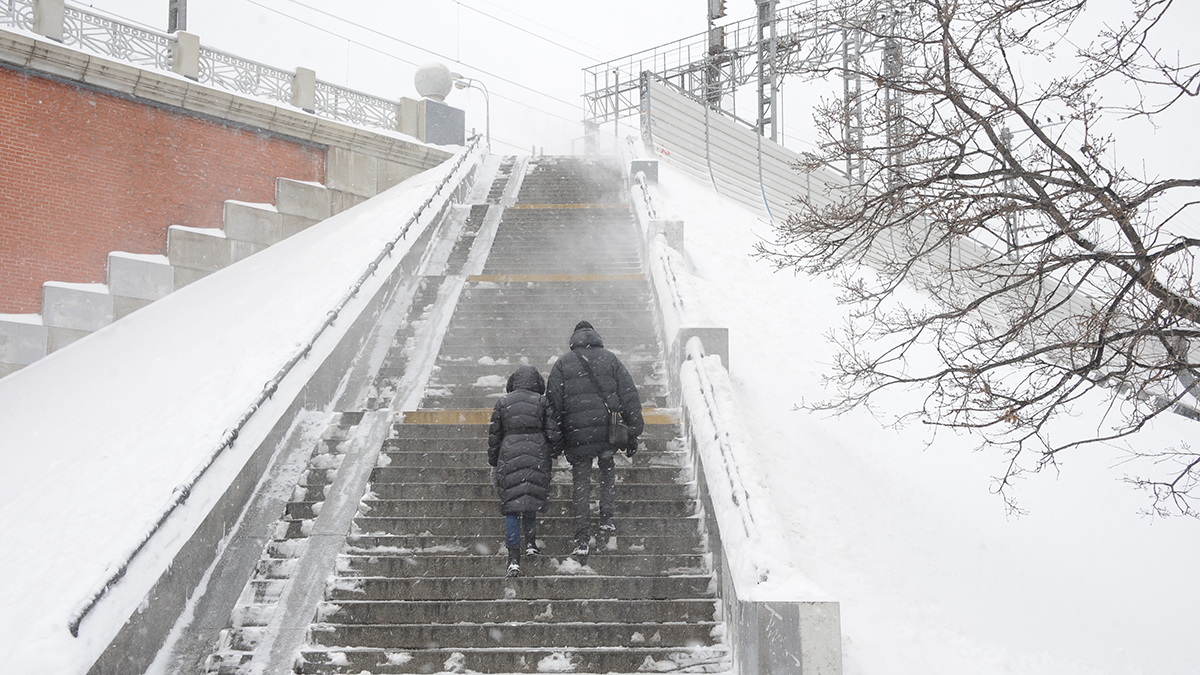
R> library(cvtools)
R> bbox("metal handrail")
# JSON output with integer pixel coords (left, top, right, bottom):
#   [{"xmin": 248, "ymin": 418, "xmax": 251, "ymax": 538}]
[
  {"xmin": 1, "ymin": 0, "xmax": 403, "ymax": 134},
  {"xmin": 67, "ymin": 135, "xmax": 484, "ymax": 638}
]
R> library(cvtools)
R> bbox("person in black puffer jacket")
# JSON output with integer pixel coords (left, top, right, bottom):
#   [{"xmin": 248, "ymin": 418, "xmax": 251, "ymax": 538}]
[
  {"xmin": 488, "ymin": 364, "xmax": 562, "ymax": 577},
  {"xmin": 546, "ymin": 320, "xmax": 644, "ymax": 561}
]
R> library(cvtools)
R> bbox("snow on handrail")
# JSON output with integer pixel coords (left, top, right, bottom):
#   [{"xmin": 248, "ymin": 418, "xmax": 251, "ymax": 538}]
[
  {"xmin": 633, "ymin": 171, "xmax": 657, "ymax": 221},
  {"xmin": 681, "ymin": 336, "xmax": 768, "ymax": 583},
  {"xmin": 67, "ymin": 135, "xmax": 484, "ymax": 638}
]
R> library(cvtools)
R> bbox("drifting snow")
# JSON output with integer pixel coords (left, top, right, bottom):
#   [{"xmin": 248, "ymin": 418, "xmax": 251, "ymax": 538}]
[{"xmin": 655, "ymin": 160, "xmax": 1200, "ymax": 675}]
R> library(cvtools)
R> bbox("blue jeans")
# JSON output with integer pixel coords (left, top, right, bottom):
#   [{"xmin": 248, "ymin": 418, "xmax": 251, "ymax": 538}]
[{"xmin": 505, "ymin": 512, "xmax": 537, "ymax": 550}]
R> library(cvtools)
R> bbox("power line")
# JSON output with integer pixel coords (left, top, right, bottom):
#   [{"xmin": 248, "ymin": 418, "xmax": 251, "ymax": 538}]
[
  {"xmin": 458, "ymin": 0, "xmax": 618, "ymax": 61},
  {"xmin": 243, "ymin": 0, "xmax": 585, "ymax": 127},
  {"xmin": 267, "ymin": 0, "xmax": 583, "ymax": 112},
  {"xmin": 450, "ymin": 0, "xmax": 606, "ymax": 62}
]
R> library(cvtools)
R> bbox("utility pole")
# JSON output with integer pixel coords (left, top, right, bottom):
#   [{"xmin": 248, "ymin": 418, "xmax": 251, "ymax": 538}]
[
  {"xmin": 755, "ymin": 0, "xmax": 778, "ymax": 141},
  {"xmin": 167, "ymin": 0, "xmax": 187, "ymax": 33}
]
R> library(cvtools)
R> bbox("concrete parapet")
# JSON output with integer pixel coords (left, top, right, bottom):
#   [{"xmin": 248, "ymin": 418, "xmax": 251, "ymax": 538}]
[
  {"xmin": 172, "ymin": 31, "xmax": 200, "ymax": 80},
  {"xmin": 223, "ymin": 201, "xmax": 284, "ymax": 246},
  {"xmin": 168, "ymin": 226, "xmax": 264, "ymax": 273},
  {"xmin": 43, "ymin": 282, "xmax": 114, "ymax": 332},
  {"xmin": 29, "ymin": 36, "xmax": 89, "ymax": 80},
  {"xmin": 33, "ymin": 0, "xmax": 64, "ymax": 42},
  {"xmin": 291, "ymin": 67, "xmax": 316, "ymax": 113},
  {"xmin": 275, "ymin": 178, "xmax": 331, "ymax": 221},
  {"xmin": 327, "ymin": 147, "xmax": 378, "ymax": 198},
  {"xmin": 81, "ymin": 57, "xmax": 142, "ymax": 95},
  {"xmin": 331, "ymin": 191, "xmax": 366, "ymax": 216},
  {"xmin": 113, "ymin": 295, "xmax": 153, "ymax": 320},
  {"xmin": 0, "ymin": 315, "xmax": 48, "ymax": 366},
  {"xmin": 280, "ymin": 213, "xmax": 319, "ymax": 238},
  {"xmin": 378, "ymin": 159, "xmax": 423, "ymax": 193},
  {"xmin": 108, "ymin": 252, "xmax": 174, "ymax": 301},
  {"xmin": 47, "ymin": 325, "xmax": 91, "ymax": 353},
  {"xmin": 173, "ymin": 266, "xmax": 211, "ymax": 290},
  {"xmin": 674, "ymin": 327, "xmax": 727, "ymax": 371},
  {"xmin": 651, "ymin": 219, "xmax": 684, "ymax": 254}
]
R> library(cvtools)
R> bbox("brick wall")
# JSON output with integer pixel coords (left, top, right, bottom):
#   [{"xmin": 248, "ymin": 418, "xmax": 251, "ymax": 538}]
[{"xmin": 0, "ymin": 66, "xmax": 326, "ymax": 313}]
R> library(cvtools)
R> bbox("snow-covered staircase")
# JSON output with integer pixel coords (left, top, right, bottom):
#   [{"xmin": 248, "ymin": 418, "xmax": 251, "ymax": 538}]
[{"xmin": 201, "ymin": 156, "xmax": 730, "ymax": 673}]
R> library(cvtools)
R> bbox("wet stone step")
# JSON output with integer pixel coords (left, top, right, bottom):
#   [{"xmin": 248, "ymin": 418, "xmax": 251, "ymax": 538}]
[
  {"xmin": 387, "ymin": 423, "xmax": 681, "ymax": 441},
  {"xmin": 378, "ymin": 438, "xmax": 685, "ymax": 457},
  {"xmin": 306, "ymin": 621, "xmax": 721, "ymax": 650},
  {"xmin": 351, "ymin": 516, "xmax": 701, "ymax": 538},
  {"xmin": 326, "ymin": 574, "xmax": 715, "ymax": 602},
  {"xmin": 295, "ymin": 645, "xmax": 730, "ymax": 675},
  {"xmin": 334, "ymin": 552, "xmax": 709, "ymax": 579},
  {"xmin": 358, "ymin": 498, "xmax": 696, "ymax": 519},
  {"xmin": 415, "ymin": 394, "xmax": 671, "ymax": 410},
  {"xmin": 319, "ymin": 597, "xmax": 717, "ymax": 625},
  {"xmin": 344, "ymin": 534, "xmax": 707, "ymax": 556},
  {"xmin": 368, "ymin": 466, "xmax": 691, "ymax": 486},
  {"xmin": 367, "ymin": 481, "xmax": 692, "ymax": 501}
]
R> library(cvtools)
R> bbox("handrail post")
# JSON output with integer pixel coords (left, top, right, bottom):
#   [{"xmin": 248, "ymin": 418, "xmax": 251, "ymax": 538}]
[{"xmin": 33, "ymin": 0, "xmax": 63, "ymax": 41}]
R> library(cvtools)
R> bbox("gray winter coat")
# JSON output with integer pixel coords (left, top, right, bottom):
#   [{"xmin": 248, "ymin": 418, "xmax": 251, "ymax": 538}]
[
  {"xmin": 546, "ymin": 324, "xmax": 644, "ymax": 463},
  {"xmin": 488, "ymin": 365, "xmax": 562, "ymax": 515}
]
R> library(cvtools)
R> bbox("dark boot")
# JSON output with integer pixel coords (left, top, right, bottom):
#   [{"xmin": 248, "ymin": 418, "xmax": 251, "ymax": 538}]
[{"xmin": 506, "ymin": 547, "xmax": 521, "ymax": 577}]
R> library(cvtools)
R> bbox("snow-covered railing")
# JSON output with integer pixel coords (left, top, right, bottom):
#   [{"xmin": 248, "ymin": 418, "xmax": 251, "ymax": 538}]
[
  {"xmin": 1, "ymin": 0, "xmax": 401, "ymax": 132},
  {"xmin": 67, "ymin": 135, "xmax": 484, "ymax": 638},
  {"xmin": 633, "ymin": 170, "xmax": 657, "ymax": 220},
  {"xmin": 624, "ymin": 158, "xmax": 843, "ymax": 673}
]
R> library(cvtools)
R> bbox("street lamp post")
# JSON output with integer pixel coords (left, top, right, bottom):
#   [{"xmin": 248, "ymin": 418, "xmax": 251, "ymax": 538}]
[{"xmin": 451, "ymin": 73, "xmax": 490, "ymax": 149}]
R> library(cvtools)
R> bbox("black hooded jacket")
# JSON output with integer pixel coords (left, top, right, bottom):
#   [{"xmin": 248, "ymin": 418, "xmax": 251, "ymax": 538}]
[
  {"xmin": 546, "ymin": 324, "xmax": 644, "ymax": 463},
  {"xmin": 488, "ymin": 365, "xmax": 562, "ymax": 515}
]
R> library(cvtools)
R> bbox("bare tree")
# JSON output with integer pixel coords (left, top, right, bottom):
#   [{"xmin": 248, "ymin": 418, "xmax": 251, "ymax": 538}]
[{"xmin": 757, "ymin": 0, "xmax": 1200, "ymax": 515}]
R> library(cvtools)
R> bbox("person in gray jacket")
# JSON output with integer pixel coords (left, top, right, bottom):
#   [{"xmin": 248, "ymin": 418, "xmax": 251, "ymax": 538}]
[
  {"xmin": 546, "ymin": 321, "xmax": 643, "ymax": 562},
  {"xmin": 488, "ymin": 365, "xmax": 562, "ymax": 577}
]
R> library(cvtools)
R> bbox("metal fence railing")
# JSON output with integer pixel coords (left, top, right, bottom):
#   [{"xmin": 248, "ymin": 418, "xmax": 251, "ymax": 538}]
[{"xmin": 1, "ymin": 0, "xmax": 401, "ymax": 133}]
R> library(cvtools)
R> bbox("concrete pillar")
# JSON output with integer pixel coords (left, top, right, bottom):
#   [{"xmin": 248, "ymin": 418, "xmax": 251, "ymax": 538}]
[
  {"xmin": 397, "ymin": 97, "xmax": 422, "ymax": 139},
  {"xmin": 292, "ymin": 67, "xmax": 316, "ymax": 113},
  {"xmin": 171, "ymin": 31, "xmax": 200, "ymax": 80},
  {"xmin": 651, "ymin": 219, "xmax": 684, "ymax": 253},
  {"xmin": 677, "ymin": 326, "xmax": 728, "ymax": 371},
  {"xmin": 33, "ymin": 0, "xmax": 65, "ymax": 42}
]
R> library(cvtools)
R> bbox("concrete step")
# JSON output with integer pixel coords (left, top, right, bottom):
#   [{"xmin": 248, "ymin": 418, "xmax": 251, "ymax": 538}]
[
  {"xmin": 415, "ymin": 394, "xmax": 670, "ymax": 409},
  {"xmin": 367, "ymin": 465, "xmax": 691, "ymax": 485},
  {"xmin": 344, "ymin": 533, "xmax": 707, "ymax": 556},
  {"xmin": 318, "ymin": 597, "xmax": 717, "ymax": 624},
  {"xmin": 351, "ymin": 498, "xmax": 696, "ymax": 520},
  {"xmin": 388, "ymin": 422, "xmax": 682, "ymax": 440},
  {"xmin": 377, "ymin": 438, "xmax": 685, "ymax": 458},
  {"xmin": 365, "ymin": 481, "xmax": 692, "ymax": 501},
  {"xmin": 331, "ymin": 552, "xmax": 709, "ymax": 578},
  {"xmin": 325, "ymin": 574, "xmax": 714, "ymax": 601},
  {"xmin": 350, "ymin": 515, "xmax": 701, "ymax": 538},
  {"xmin": 305, "ymin": 621, "xmax": 721, "ymax": 650},
  {"xmin": 292, "ymin": 645, "xmax": 730, "ymax": 674}
]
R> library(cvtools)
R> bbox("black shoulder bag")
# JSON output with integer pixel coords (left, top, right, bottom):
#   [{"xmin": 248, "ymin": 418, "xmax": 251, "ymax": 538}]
[{"xmin": 575, "ymin": 349, "xmax": 630, "ymax": 449}]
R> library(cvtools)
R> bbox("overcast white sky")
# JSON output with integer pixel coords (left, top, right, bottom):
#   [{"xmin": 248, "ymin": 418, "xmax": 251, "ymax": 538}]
[{"xmin": 71, "ymin": 0, "xmax": 1198, "ymax": 220}]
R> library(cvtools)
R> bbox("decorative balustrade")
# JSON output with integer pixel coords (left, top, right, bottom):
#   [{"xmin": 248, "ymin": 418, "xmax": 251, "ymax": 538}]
[{"xmin": 1, "ymin": 0, "xmax": 402, "ymax": 133}]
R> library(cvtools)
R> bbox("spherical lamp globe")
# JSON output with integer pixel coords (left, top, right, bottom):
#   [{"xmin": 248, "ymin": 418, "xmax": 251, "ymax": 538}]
[{"xmin": 414, "ymin": 63, "xmax": 453, "ymax": 102}]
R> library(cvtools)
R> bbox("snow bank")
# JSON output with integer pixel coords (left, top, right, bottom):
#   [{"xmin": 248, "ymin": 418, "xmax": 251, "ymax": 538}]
[
  {"xmin": 655, "ymin": 160, "xmax": 1200, "ymax": 675},
  {"xmin": 0, "ymin": 144, "xmax": 481, "ymax": 673}
]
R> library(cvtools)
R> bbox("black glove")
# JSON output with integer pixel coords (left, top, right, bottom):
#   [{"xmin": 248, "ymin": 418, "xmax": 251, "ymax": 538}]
[{"xmin": 625, "ymin": 438, "xmax": 639, "ymax": 457}]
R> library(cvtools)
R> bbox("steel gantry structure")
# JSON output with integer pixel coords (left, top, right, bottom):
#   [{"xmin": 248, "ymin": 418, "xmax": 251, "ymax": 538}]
[{"xmin": 582, "ymin": 0, "xmax": 905, "ymax": 185}]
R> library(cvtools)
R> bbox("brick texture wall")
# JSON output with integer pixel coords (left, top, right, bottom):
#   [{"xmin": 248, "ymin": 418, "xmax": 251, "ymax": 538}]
[{"xmin": 0, "ymin": 66, "xmax": 326, "ymax": 313}]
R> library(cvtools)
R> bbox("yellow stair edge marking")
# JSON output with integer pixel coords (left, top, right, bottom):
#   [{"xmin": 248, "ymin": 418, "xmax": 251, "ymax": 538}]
[
  {"xmin": 508, "ymin": 203, "xmax": 628, "ymax": 210},
  {"xmin": 400, "ymin": 408, "xmax": 680, "ymax": 425},
  {"xmin": 469, "ymin": 274, "xmax": 645, "ymax": 283}
]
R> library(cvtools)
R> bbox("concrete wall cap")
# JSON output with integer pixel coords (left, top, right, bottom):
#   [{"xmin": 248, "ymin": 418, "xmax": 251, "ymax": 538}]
[
  {"xmin": 170, "ymin": 225, "xmax": 227, "ymax": 238},
  {"xmin": 0, "ymin": 313, "xmax": 44, "ymax": 325},
  {"xmin": 109, "ymin": 252, "xmax": 170, "ymax": 264}
]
